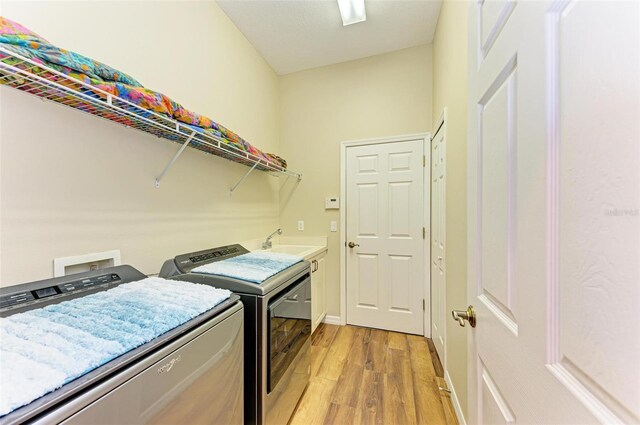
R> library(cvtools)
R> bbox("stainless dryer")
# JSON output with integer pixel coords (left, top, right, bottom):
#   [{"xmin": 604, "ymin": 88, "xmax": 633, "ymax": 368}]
[{"xmin": 160, "ymin": 244, "xmax": 311, "ymax": 425}]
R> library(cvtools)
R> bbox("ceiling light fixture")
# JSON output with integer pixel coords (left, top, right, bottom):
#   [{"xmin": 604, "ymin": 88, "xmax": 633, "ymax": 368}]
[{"xmin": 337, "ymin": 0, "xmax": 366, "ymax": 26}]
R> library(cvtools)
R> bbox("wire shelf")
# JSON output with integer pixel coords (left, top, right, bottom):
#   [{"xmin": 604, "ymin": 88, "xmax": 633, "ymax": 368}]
[{"xmin": 0, "ymin": 47, "xmax": 302, "ymax": 181}]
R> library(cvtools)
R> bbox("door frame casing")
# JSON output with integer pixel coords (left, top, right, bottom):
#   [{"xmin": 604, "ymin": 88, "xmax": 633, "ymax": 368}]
[
  {"xmin": 339, "ymin": 133, "xmax": 431, "ymax": 336},
  {"xmin": 431, "ymin": 108, "xmax": 447, "ymax": 366}
]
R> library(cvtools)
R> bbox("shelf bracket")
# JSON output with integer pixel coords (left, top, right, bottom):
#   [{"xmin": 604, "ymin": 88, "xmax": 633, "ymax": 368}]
[
  {"xmin": 155, "ymin": 130, "xmax": 197, "ymax": 188},
  {"xmin": 230, "ymin": 161, "xmax": 260, "ymax": 194}
]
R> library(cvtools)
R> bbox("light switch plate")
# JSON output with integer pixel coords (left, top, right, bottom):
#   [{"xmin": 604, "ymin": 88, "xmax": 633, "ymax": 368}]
[{"xmin": 330, "ymin": 221, "xmax": 337, "ymax": 232}]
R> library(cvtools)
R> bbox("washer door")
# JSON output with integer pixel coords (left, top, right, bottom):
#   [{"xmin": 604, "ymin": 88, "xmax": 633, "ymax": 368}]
[{"xmin": 56, "ymin": 308, "xmax": 244, "ymax": 425}]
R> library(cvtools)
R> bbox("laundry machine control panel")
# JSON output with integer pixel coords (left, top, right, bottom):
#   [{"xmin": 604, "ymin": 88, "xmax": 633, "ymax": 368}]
[
  {"xmin": 0, "ymin": 265, "xmax": 145, "ymax": 316},
  {"xmin": 0, "ymin": 272, "xmax": 121, "ymax": 312}
]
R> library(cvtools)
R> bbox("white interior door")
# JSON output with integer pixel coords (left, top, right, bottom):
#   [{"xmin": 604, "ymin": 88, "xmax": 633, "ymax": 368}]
[
  {"xmin": 431, "ymin": 116, "xmax": 446, "ymax": 363},
  {"xmin": 467, "ymin": 1, "xmax": 639, "ymax": 424},
  {"xmin": 346, "ymin": 138, "xmax": 424, "ymax": 335}
]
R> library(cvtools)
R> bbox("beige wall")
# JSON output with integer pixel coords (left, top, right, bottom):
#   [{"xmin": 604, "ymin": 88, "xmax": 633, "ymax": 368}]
[
  {"xmin": 0, "ymin": 2, "xmax": 466, "ymax": 415},
  {"xmin": 0, "ymin": 1, "xmax": 281, "ymax": 285},
  {"xmin": 432, "ymin": 0, "xmax": 469, "ymax": 418},
  {"xmin": 279, "ymin": 45, "xmax": 433, "ymax": 317}
]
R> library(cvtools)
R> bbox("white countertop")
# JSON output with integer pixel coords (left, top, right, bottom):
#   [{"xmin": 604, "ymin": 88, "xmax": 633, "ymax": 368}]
[{"xmin": 240, "ymin": 236, "xmax": 327, "ymax": 260}]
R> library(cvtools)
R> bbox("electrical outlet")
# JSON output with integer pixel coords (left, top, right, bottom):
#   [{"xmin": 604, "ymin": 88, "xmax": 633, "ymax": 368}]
[
  {"xmin": 330, "ymin": 221, "xmax": 337, "ymax": 232},
  {"xmin": 297, "ymin": 220, "xmax": 304, "ymax": 231}
]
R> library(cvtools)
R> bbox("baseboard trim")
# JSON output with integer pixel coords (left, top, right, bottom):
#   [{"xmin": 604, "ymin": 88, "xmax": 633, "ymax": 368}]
[
  {"xmin": 445, "ymin": 370, "xmax": 467, "ymax": 425},
  {"xmin": 322, "ymin": 315, "xmax": 342, "ymax": 325}
]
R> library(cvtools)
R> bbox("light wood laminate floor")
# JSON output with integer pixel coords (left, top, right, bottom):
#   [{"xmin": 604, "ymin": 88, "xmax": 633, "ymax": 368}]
[{"xmin": 289, "ymin": 324, "xmax": 458, "ymax": 425}]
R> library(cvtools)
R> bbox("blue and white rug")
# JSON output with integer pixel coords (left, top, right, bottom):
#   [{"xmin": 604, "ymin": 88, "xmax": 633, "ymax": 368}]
[
  {"xmin": 193, "ymin": 252, "xmax": 303, "ymax": 283},
  {"xmin": 0, "ymin": 277, "xmax": 230, "ymax": 417}
]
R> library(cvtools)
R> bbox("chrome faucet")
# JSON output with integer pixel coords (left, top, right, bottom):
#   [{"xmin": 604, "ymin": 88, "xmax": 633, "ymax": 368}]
[{"xmin": 262, "ymin": 228, "xmax": 282, "ymax": 249}]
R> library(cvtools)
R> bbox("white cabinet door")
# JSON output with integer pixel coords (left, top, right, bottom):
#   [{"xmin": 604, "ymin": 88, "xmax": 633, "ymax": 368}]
[
  {"xmin": 315, "ymin": 256, "xmax": 326, "ymax": 329},
  {"xmin": 467, "ymin": 1, "xmax": 640, "ymax": 424},
  {"xmin": 311, "ymin": 253, "xmax": 327, "ymax": 333},
  {"xmin": 311, "ymin": 259, "xmax": 319, "ymax": 331},
  {"xmin": 346, "ymin": 139, "xmax": 424, "ymax": 335}
]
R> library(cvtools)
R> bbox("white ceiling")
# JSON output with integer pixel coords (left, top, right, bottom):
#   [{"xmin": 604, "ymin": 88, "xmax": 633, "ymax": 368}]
[{"xmin": 216, "ymin": 0, "xmax": 442, "ymax": 75}]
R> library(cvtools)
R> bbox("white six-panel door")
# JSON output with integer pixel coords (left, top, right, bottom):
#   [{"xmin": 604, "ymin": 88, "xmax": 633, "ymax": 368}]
[
  {"xmin": 467, "ymin": 1, "xmax": 639, "ymax": 424},
  {"xmin": 431, "ymin": 116, "xmax": 447, "ymax": 362},
  {"xmin": 346, "ymin": 139, "xmax": 425, "ymax": 335}
]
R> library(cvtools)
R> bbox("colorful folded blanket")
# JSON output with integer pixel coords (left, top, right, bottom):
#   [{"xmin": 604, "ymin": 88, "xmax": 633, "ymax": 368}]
[
  {"xmin": 0, "ymin": 277, "xmax": 231, "ymax": 417},
  {"xmin": 0, "ymin": 16, "xmax": 287, "ymax": 170},
  {"xmin": 193, "ymin": 252, "xmax": 303, "ymax": 283}
]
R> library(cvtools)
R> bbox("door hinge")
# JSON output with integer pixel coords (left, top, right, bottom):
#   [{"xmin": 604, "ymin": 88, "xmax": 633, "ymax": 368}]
[
  {"xmin": 423, "ymin": 227, "xmax": 426, "ymax": 239},
  {"xmin": 423, "ymin": 299, "xmax": 425, "ymax": 311},
  {"xmin": 423, "ymin": 155, "xmax": 426, "ymax": 167}
]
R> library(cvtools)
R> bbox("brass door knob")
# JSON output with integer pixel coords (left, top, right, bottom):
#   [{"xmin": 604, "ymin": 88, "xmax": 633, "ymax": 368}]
[
  {"xmin": 347, "ymin": 242, "xmax": 360, "ymax": 248},
  {"xmin": 452, "ymin": 305, "xmax": 476, "ymax": 328}
]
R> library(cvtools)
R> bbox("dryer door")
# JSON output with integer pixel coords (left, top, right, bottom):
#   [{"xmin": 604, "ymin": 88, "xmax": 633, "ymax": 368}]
[{"xmin": 267, "ymin": 277, "xmax": 311, "ymax": 393}]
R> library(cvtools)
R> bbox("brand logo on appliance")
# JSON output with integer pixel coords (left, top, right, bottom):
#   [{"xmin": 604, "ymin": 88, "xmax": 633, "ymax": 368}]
[{"xmin": 157, "ymin": 355, "xmax": 182, "ymax": 374}]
